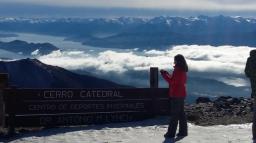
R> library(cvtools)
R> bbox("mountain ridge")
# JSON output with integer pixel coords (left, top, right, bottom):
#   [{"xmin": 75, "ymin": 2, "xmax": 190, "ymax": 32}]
[
  {"xmin": 0, "ymin": 40, "xmax": 59, "ymax": 55},
  {"xmin": 0, "ymin": 59, "xmax": 126, "ymax": 88}
]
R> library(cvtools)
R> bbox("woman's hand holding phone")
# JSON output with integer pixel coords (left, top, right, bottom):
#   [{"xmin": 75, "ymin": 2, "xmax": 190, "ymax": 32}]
[{"xmin": 160, "ymin": 69, "xmax": 167, "ymax": 74}]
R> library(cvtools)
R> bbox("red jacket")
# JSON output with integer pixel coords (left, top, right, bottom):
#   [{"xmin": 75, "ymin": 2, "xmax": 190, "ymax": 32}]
[{"xmin": 161, "ymin": 66, "xmax": 187, "ymax": 98}]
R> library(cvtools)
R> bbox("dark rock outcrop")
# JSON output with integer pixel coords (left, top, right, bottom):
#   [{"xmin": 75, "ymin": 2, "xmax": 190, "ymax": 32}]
[
  {"xmin": 196, "ymin": 97, "xmax": 212, "ymax": 104},
  {"xmin": 186, "ymin": 96, "xmax": 253, "ymax": 126}
]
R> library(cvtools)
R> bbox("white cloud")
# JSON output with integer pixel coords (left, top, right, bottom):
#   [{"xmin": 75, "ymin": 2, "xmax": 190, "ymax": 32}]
[
  {"xmin": 38, "ymin": 45, "xmax": 252, "ymax": 87},
  {"xmin": 2, "ymin": 0, "xmax": 256, "ymax": 11},
  {"xmin": 39, "ymin": 45, "xmax": 252, "ymax": 74}
]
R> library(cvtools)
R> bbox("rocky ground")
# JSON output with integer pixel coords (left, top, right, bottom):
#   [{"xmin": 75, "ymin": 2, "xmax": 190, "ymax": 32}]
[{"xmin": 185, "ymin": 96, "xmax": 254, "ymax": 126}]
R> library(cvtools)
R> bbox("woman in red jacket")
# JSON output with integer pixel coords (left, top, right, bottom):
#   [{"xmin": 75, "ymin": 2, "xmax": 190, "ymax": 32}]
[{"xmin": 160, "ymin": 54, "xmax": 188, "ymax": 140}]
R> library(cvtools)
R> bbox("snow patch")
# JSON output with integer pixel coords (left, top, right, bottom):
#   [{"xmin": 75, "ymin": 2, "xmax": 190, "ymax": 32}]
[
  {"xmin": 7, "ymin": 118, "xmax": 252, "ymax": 143},
  {"xmin": 31, "ymin": 49, "xmax": 40, "ymax": 56}
]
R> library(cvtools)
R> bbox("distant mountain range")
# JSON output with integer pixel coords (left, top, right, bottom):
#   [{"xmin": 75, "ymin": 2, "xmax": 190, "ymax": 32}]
[
  {"xmin": 0, "ymin": 59, "xmax": 125, "ymax": 88},
  {"xmin": 0, "ymin": 40, "xmax": 59, "ymax": 55},
  {"xmin": 0, "ymin": 15, "xmax": 256, "ymax": 48}
]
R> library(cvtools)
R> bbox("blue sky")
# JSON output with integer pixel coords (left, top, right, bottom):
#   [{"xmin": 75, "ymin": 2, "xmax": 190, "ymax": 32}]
[{"xmin": 1, "ymin": 0, "xmax": 256, "ymax": 17}]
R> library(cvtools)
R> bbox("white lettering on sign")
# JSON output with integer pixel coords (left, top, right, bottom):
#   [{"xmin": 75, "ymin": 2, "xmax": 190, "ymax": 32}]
[
  {"xmin": 55, "ymin": 114, "xmax": 133, "ymax": 125},
  {"xmin": 57, "ymin": 115, "xmax": 94, "ymax": 125},
  {"xmin": 104, "ymin": 114, "xmax": 133, "ymax": 122},
  {"xmin": 36, "ymin": 113, "xmax": 143, "ymax": 126},
  {"xmin": 39, "ymin": 90, "xmax": 122, "ymax": 99},
  {"xmin": 80, "ymin": 90, "xmax": 122, "ymax": 98},
  {"xmin": 70, "ymin": 104, "xmax": 105, "ymax": 110},
  {"xmin": 106, "ymin": 103, "xmax": 145, "ymax": 110},
  {"xmin": 43, "ymin": 91, "xmax": 73, "ymax": 99},
  {"xmin": 28, "ymin": 104, "xmax": 56, "ymax": 111}
]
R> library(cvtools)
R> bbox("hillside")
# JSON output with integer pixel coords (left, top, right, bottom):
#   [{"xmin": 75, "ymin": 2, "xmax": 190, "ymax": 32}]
[
  {"xmin": 0, "ymin": 59, "xmax": 125, "ymax": 88},
  {"xmin": 0, "ymin": 40, "xmax": 59, "ymax": 55}
]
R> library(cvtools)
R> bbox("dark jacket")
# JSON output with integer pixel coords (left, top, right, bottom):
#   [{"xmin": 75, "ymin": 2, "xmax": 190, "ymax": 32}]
[
  {"xmin": 245, "ymin": 50, "xmax": 256, "ymax": 97},
  {"xmin": 245, "ymin": 50, "xmax": 256, "ymax": 78}
]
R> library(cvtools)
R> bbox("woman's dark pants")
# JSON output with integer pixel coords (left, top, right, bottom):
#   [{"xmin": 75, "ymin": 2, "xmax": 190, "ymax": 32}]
[{"xmin": 166, "ymin": 98, "xmax": 188, "ymax": 138}]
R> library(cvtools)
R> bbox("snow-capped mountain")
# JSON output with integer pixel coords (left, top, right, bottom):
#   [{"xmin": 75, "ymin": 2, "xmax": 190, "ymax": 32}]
[
  {"xmin": 1, "ymin": 15, "xmax": 256, "ymax": 26},
  {"xmin": 1, "ymin": 15, "xmax": 256, "ymax": 48}
]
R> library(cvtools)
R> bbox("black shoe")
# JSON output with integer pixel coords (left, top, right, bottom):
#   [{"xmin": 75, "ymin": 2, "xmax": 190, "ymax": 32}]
[
  {"xmin": 175, "ymin": 136, "xmax": 186, "ymax": 142},
  {"xmin": 164, "ymin": 133, "xmax": 174, "ymax": 138},
  {"xmin": 164, "ymin": 133, "xmax": 170, "ymax": 138},
  {"xmin": 176, "ymin": 133, "xmax": 187, "ymax": 137}
]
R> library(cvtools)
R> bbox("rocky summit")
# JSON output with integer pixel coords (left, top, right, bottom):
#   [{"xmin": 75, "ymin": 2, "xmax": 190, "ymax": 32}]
[{"xmin": 185, "ymin": 96, "xmax": 253, "ymax": 126}]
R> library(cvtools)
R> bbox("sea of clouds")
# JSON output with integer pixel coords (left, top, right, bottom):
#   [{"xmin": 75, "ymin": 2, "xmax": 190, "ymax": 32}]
[
  {"xmin": 0, "ymin": 44, "xmax": 253, "ymax": 99},
  {"xmin": 38, "ymin": 45, "xmax": 251, "ymax": 87}
]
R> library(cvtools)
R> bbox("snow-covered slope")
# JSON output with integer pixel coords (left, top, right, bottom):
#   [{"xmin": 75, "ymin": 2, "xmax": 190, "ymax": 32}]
[{"xmin": 5, "ymin": 117, "xmax": 252, "ymax": 143}]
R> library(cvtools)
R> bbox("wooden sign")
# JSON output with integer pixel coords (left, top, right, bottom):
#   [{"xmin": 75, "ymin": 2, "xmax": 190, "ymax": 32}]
[{"xmin": 3, "ymin": 88, "xmax": 169, "ymax": 127}]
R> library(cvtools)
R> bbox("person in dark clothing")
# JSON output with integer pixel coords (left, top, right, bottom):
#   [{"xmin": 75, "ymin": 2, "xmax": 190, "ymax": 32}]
[
  {"xmin": 245, "ymin": 49, "xmax": 256, "ymax": 143},
  {"xmin": 160, "ymin": 54, "xmax": 188, "ymax": 140}
]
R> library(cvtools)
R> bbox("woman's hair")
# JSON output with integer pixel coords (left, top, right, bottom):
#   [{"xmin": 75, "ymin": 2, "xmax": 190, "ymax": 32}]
[
  {"xmin": 250, "ymin": 50, "xmax": 256, "ymax": 57},
  {"xmin": 174, "ymin": 54, "xmax": 188, "ymax": 72}
]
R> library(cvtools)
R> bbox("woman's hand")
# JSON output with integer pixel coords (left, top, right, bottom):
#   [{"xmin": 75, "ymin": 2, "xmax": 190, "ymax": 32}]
[{"xmin": 160, "ymin": 69, "xmax": 168, "ymax": 74}]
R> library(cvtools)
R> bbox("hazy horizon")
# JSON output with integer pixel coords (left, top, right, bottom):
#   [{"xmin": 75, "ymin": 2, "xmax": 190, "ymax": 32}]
[{"xmin": 1, "ymin": 1, "xmax": 256, "ymax": 18}]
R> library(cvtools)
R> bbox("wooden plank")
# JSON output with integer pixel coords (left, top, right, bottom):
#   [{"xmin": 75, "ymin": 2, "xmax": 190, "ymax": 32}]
[
  {"xmin": 4, "ymin": 88, "xmax": 154, "ymax": 101},
  {"xmin": 4, "ymin": 88, "xmax": 168, "ymax": 114},
  {"xmin": 5, "ymin": 112, "xmax": 153, "ymax": 127},
  {"xmin": 5, "ymin": 100, "xmax": 152, "ymax": 114},
  {"xmin": 4, "ymin": 88, "xmax": 168, "ymax": 101}
]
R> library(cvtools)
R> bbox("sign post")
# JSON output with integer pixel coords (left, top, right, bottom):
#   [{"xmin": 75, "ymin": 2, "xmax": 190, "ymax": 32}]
[
  {"xmin": 0, "ymin": 73, "xmax": 8, "ymax": 127},
  {"xmin": 150, "ymin": 67, "xmax": 159, "ymax": 116},
  {"xmin": 150, "ymin": 67, "xmax": 158, "ymax": 88}
]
